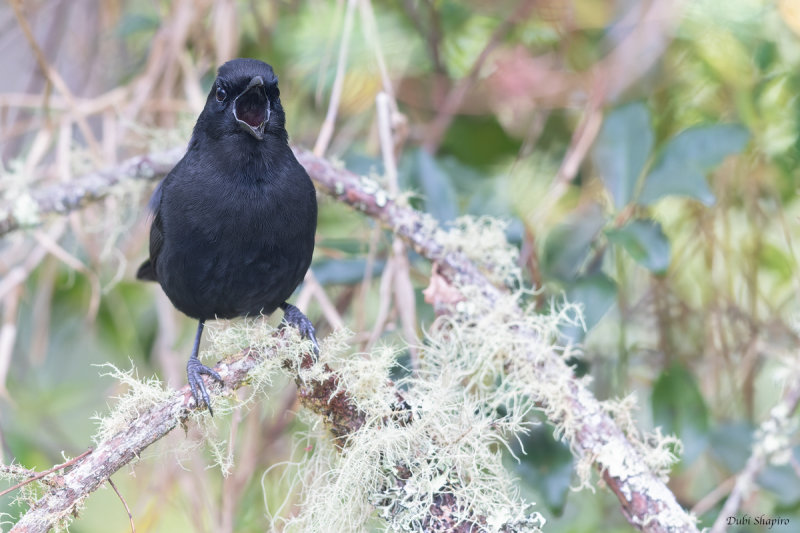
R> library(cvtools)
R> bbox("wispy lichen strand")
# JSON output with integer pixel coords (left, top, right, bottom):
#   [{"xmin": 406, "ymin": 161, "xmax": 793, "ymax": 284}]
[
  {"xmin": 275, "ymin": 219, "xmax": 564, "ymax": 532},
  {"xmin": 9, "ymin": 148, "xmax": 697, "ymax": 533}
]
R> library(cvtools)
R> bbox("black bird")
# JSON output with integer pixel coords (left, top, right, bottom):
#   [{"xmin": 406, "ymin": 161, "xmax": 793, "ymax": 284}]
[{"xmin": 137, "ymin": 58, "xmax": 318, "ymax": 414}]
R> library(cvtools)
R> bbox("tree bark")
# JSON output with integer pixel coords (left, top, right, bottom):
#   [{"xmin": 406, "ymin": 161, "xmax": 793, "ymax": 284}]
[{"xmin": 5, "ymin": 147, "xmax": 699, "ymax": 533}]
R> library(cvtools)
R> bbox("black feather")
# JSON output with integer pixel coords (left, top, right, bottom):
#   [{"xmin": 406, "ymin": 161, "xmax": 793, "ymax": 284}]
[{"xmin": 138, "ymin": 58, "xmax": 318, "ymax": 413}]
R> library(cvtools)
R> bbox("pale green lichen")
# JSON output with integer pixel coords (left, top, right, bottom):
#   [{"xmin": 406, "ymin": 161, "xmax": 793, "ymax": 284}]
[
  {"xmin": 438, "ymin": 216, "xmax": 521, "ymax": 287},
  {"xmin": 85, "ymin": 213, "xmax": 682, "ymax": 532},
  {"xmin": 203, "ymin": 317, "xmax": 286, "ymax": 406},
  {"xmin": 11, "ymin": 193, "xmax": 41, "ymax": 227},
  {"xmin": 0, "ymin": 463, "xmax": 41, "ymax": 512},
  {"xmin": 91, "ymin": 362, "xmax": 177, "ymax": 445},
  {"xmin": 276, "ymin": 300, "xmax": 556, "ymax": 532},
  {"xmin": 0, "ymin": 455, "xmax": 90, "ymax": 532},
  {"xmin": 600, "ymin": 394, "xmax": 683, "ymax": 482},
  {"xmin": 374, "ymin": 189, "xmax": 388, "ymax": 207},
  {"xmin": 188, "ymin": 319, "xmax": 296, "ymax": 474},
  {"xmin": 1, "ymin": 159, "xmax": 41, "ymax": 228},
  {"xmin": 267, "ymin": 215, "xmax": 682, "ymax": 532},
  {"xmin": 752, "ymin": 353, "xmax": 800, "ymax": 466},
  {"xmin": 274, "ymin": 284, "xmax": 571, "ymax": 531}
]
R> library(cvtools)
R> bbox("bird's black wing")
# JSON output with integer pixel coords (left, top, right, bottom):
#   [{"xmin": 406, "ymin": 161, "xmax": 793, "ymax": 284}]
[{"xmin": 136, "ymin": 181, "xmax": 165, "ymax": 282}]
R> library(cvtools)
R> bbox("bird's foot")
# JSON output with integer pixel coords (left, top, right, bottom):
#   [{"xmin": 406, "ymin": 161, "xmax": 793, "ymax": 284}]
[
  {"xmin": 187, "ymin": 357, "xmax": 223, "ymax": 415},
  {"xmin": 281, "ymin": 303, "xmax": 320, "ymax": 356}
]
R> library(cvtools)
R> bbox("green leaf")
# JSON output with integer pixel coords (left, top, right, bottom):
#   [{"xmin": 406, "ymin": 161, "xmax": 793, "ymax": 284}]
[
  {"xmin": 606, "ymin": 219, "xmax": 671, "ymax": 274},
  {"xmin": 414, "ymin": 149, "xmax": 459, "ymax": 222},
  {"xmin": 758, "ymin": 456, "xmax": 800, "ymax": 506},
  {"xmin": 440, "ymin": 115, "xmax": 522, "ymax": 169},
  {"xmin": 116, "ymin": 13, "xmax": 160, "ymax": 37},
  {"xmin": 592, "ymin": 102, "xmax": 653, "ymax": 209},
  {"xmin": 343, "ymin": 153, "xmax": 384, "ymax": 177},
  {"xmin": 511, "ymin": 425, "xmax": 573, "ymax": 515},
  {"xmin": 312, "ymin": 259, "xmax": 386, "ymax": 286},
  {"xmin": 709, "ymin": 422, "xmax": 754, "ymax": 472},
  {"xmin": 759, "ymin": 242, "xmax": 795, "ymax": 283},
  {"xmin": 638, "ymin": 124, "xmax": 750, "ymax": 206},
  {"xmin": 466, "ymin": 175, "xmax": 514, "ymax": 219},
  {"xmin": 567, "ymin": 273, "xmax": 617, "ymax": 329},
  {"xmin": 652, "ymin": 363, "xmax": 710, "ymax": 465},
  {"xmin": 541, "ymin": 204, "xmax": 607, "ymax": 282},
  {"xmin": 316, "ymin": 238, "xmax": 368, "ymax": 255}
]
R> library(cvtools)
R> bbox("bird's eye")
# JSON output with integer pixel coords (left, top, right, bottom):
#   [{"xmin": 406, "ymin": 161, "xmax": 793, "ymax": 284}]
[{"xmin": 215, "ymin": 87, "xmax": 227, "ymax": 102}]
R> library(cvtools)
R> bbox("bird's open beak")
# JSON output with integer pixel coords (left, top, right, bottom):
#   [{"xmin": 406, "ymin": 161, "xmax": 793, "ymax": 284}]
[{"xmin": 233, "ymin": 76, "xmax": 270, "ymax": 140}]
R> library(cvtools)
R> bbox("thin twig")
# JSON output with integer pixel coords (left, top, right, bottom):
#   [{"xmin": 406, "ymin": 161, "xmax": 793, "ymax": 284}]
[
  {"xmin": 32, "ymin": 229, "xmax": 101, "ymax": 322},
  {"xmin": 0, "ymin": 448, "xmax": 93, "ymax": 499},
  {"xmin": 376, "ymin": 92, "xmax": 418, "ymax": 362},
  {"xmin": 366, "ymin": 254, "xmax": 395, "ymax": 349},
  {"xmin": 305, "ymin": 272, "xmax": 346, "ymax": 330},
  {"xmin": 690, "ymin": 475, "xmax": 736, "ymax": 518},
  {"xmin": 790, "ymin": 455, "xmax": 800, "ymax": 480},
  {"xmin": 359, "ymin": 0, "xmax": 395, "ymax": 100},
  {"xmin": 593, "ymin": 0, "xmax": 683, "ymax": 101},
  {"xmin": 361, "ymin": 1, "xmax": 419, "ymax": 356},
  {"xmin": 531, "ymin": 91, "xmax": 604, "ymax": 228},
  {"xmin": 0, "ymin": 286, "xmax": 21, "ymax": 400},
  {"xmin": 401, "ymin": 0, "xmax": 445, "ymax": 75},
  {"xmin": 554, "ymin": 89, "xmax": 605, "ymax": 184},
  {"xmin": 9, "ymin": 0, "xmax": 104, "ymax": 163},
  {"xmin": 312, "ymin": 0, "xmax": 358, "ymax": 156},
  {"xmin": 107, "ymin": 477, "xmax": 135, "ymax": 533},
  {"xmin": 421, "ymin": 0, "xmax": 536, "ymax": 153},
  {"xmin": 313, "ymin": 0, "xmax": 344, "ymax": 107},
  {"xmin": 0, "ymin": 223, "xmax": 64, "ymax": 302},
  {"xmin": 710, "ymin": 373, "xmax": 800, "ymax": 533},
  {"xmin": 219, "ymin": 393, "xmax": 244, "ymax": 533},
  {"xmin": 120, "ymin": 0, "xmax": 196, "ymax": 135},
  {"xmin": 7, "ymin": 147, "xmax": 699, "ymax": 533},
  {"xmin": 355, "ymin": 224, "xmax": 381, "ymax": 336}
]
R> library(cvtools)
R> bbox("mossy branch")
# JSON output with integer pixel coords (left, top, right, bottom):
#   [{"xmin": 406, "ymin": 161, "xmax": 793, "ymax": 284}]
[
  {"xmin": 0, "ymin": 147, "xmax": 184, "ymax": 237},
  {"xmin": 5, "ymin": 147, "xmax": 698, "ymax": 532},
  {"xmin": 708, "ymin": 365, "xmax": 800, "ymax": 533},
  {"xmin": 10, "ymin": 340, "xmax": 266, "ymax": 533},
  {"xmin": 298, "ymin": 149, "xmax": 699, "ymax": 533},
  {"xmin": 11, "ymin": 329, "xmax": 518, "ymax": 532}
]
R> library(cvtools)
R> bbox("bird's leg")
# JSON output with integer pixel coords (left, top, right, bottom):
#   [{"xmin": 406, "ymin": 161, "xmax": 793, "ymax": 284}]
[
  {"xmin": 186, "ymin": 319, "xmax": 223, "ymax": 415},
  {"xmin": 280, "ymin": 302, "xmax": 320, "ymax": 356}
]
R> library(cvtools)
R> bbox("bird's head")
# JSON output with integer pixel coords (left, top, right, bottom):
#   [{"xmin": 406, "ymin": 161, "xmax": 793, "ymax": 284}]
[{"xmin": 196, "ymin": 58, "xmax": 287, "ymax": 143}]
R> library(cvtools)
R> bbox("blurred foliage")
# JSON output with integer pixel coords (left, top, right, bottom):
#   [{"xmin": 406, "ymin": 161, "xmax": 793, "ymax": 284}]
[{"xmin": 2, "ymin": 0, "xmax": 800, "ymax": 531}]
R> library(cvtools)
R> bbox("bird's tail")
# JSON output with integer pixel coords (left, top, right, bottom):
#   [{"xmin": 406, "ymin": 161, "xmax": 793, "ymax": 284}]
[{"xmin": 136, "ymin": 259, "xmax": 157, "ymax": 281}]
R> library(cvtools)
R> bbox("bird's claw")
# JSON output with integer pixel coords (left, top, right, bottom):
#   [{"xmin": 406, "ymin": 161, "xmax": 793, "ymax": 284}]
[
  {"xmin": 187, "ymin": 358, "xmax": 223, "ymax": 415},
  {"xmin": 281, "ymin": 303, "xmax": 320, "ymax": 357}
]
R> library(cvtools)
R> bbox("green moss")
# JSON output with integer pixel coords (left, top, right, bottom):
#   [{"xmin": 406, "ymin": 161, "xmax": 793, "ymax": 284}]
[{"xmin": 91, "ymin": 363, "xmax": 177, "ymax": 445}]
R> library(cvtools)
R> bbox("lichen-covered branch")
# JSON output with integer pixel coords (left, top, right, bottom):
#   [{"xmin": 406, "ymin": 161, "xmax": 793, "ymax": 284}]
[
  {"xmin": 297, "ymin": 149, "xmax": 699, "ymax": 533},
  {"xmin": 11, "ymin": 330, "xmax": 516, "ymax": 532},
  {"xmin": 4, "ymin": 147, "xmax": 698, "ymax": 532},
  {"xmin": 709, "ymin": 367, "xmax": 800, "ymax": 533},
  {"xmin": 10, "ymin": 343, "xmax": 265, "ymax": 533},
  {"xmin": 0, "ymin": 147, "xmax": 183, "ymax": 237}
]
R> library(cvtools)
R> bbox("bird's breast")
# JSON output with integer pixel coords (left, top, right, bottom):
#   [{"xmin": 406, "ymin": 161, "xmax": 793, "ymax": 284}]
[{"xmin": 157, "ymin": 172, "xmax": 316, "ymax": 320}]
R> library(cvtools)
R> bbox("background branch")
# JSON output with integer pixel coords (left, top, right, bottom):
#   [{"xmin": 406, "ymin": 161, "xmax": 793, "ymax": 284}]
[
  {"xmin": 709, "ymin": 373, "xmax": 800, "ymax": 533},
  {"xmin": 6, "ymin": 147, "xmax": 697, "ymax": 533}
]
